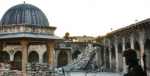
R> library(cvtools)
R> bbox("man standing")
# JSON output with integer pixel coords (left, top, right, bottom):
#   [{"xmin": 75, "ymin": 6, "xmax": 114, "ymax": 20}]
[{"xmin": 122, "ymin": 48, "xmax": 144, "ymax": 76}]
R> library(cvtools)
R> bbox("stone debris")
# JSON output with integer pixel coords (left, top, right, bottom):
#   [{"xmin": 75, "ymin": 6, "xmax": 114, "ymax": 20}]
[
  {"xmin": 0, "ymin": 62, "xmax": 54, "ymax": 76},
  {"xmin": 63, "ymin": 44, "xmax": 97, "ymax": 71},
  {"xmin": 26, "ymin": 62, "xmax": 53, "ymax": 75},
  {"xmin": 0, "ymin": 63, "xmax": 22, "ymax": 75}
]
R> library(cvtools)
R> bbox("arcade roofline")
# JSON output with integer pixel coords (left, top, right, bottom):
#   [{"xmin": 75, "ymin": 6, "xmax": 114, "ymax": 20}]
[{"xmin": 101, "ymin": 18, "xmax": 150, "ymax": 38}]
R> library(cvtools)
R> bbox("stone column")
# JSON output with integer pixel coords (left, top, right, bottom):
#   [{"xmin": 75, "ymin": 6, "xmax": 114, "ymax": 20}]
[
  {"xmin": 10, "ymin": 54, "xmax": 14, "ymax": 61},
  {"xmin": 104, "ymin": 47, "xmax": 106, "ymax": 69},
  {"xmin": 108, "ymin": 40, "xmax": 111, "ymax": 69},
  {"xmin": 130, "ymin": 34, "xmax": 134, "ymax": 49},
  {"xmin": 27, "ymin": 45, "xmax": 30, "ymax": 62},
  {"xmin": 0, "ymin": 42, "xmax": 4, "ymax": 62},
  {"xmin": 115, "ymin": 41, "xmax": 119, "ymax": 72},
  {"xmin": 139, "ymin": 30, "xmax": 145, "ymax": 67},
  {"xmin": 46, "ymin": 42, "xmax": 54, "ymax": 70},
  {"xmin": 39, "ymin": 53, "xmax": 43, "ymax": 63},
  {"xmin": 38, "ymin": 45, "xmax": 43, "ymax": 63},
  {"xmin": 21, "ymin": 40, "xmax": 28, "ymax": 76},
  {"xmin": 122, "ymin": 37, "xmax": 126, "ymax": 72}
]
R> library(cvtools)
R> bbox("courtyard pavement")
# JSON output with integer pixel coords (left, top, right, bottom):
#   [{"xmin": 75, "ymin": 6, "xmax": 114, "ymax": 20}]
[{"xmin": 65, "ymin": 72, "xmax": 124, "ymax": 76}]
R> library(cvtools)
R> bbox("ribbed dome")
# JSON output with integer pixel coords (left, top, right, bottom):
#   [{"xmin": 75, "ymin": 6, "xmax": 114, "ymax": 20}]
[{"xmin": 0, "ymin": 3, "xmax": 49, "ymax": 26}]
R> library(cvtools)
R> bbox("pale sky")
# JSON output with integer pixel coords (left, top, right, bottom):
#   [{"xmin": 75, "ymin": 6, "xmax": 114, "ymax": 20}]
[{"xmin": 0, "ymin": 0, "xmax": 150, "ymax": 37}]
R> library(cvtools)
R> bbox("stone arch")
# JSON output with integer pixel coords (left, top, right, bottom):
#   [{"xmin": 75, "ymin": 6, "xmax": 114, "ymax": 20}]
[
  {"xmin": 2, "ymin": 51, "xmax": 10, "ymax": 62},
  {"xmin": 58, "ymin": 51, "xmax": 68, "ymax": 67},
  {"xmin": 118, "ymin": 44, "xmax": 123, "ymax": 71},
  {"xmin": 43, "ymin": 51, "xmax": 47, "ymax": 63},
  {"xmin": 73, "ymin": 50, "xmax": 81, "ymax": 59},
  {"xmin": 14, "ymin": 51, "xmax": 22, "ymax": 62},
  {"xmin": 144, "ymin": 38, "xmax": 150, "ymax": 70},
  {"xmin": 125, "ymin": 42, "xmax": 130, "ymax": 49},
  {"xmin": 134, "ymin": 41, "xmax": 141, "ymax": 64},
  {"xmin": 111, "ymin": 45, "xmax": 116, "ymax": 69},
  {"xmin": 29, "ymin": 51, "xmax": 39, "ymax": 62},
  {"xmin": 105, "ymin": 47, "xmax": 110, "ymax": 69}
]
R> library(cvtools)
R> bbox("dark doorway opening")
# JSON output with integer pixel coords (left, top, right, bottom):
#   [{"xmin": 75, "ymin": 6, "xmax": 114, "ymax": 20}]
[
  {"xmin": 58, "ymin": 51, "xmax": 68, "ymax": 67},
  {"xmin": 14, "ymin": 51, "xmax": 22, "ymax": 62},
  {"xmin": 29, "ymin": 51, "xmax": 39, "ymax": 62},
  {"xmin": 2, "ymin": 51, "xmax": 10, "ymax": 62},
  {"xmin": 105, "ymin": 47, "xmax": 110, "ymax": 69}
]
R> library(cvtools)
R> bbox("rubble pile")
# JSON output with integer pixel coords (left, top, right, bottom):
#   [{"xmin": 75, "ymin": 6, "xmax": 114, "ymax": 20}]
[
  {"xmin": 26, "ymin": 62, "xmax": 53, "ymax": 75},
  {"xmin": 6, "ymin": 61, "xmax": 22, "ymax": 70},
  {"xmin": 0, "ymin": 63, "xmax": 22, "ymax": 75},
  {"xmin": 0, "ymin": 62, "xmax": 53, "ymax": 75},
  {"xmin": 63, "ymin": 44, "xmax": 97, "ymax": 71}
]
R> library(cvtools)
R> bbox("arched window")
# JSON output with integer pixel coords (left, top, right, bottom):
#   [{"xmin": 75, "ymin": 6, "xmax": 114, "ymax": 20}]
[
  {"xmin": 2, "ymin": 51, "xmax": 10, "ymax": 62},
  {"xmin": 29, "ymin": 51, "xmax": 39, "ymax": 62},
  {"xmin": 134, "ymin": 41, "xmax": 141, "ymax": 64},
  {"xmin": 14, "ymin": 51, "xmax": 22, "ymax": 62},
  {"xmin": 125, "ymin": 42, "xmax": 130, "ymax": 49}
]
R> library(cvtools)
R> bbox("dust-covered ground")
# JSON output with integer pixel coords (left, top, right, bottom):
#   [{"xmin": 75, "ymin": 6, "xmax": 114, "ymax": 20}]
[
  {"xmin": 66, "ymin": 72, "xmax": 124, "ymax": 76},
  {"xmin": 54, "ymin": 71, "xmax": 150, "ymax": 76}
]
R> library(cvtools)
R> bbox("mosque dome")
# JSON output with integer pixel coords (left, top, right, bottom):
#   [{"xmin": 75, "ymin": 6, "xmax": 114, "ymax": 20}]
[{"xmin": 0, "ymin": 3, "xmax": 49, "ymax": 26}]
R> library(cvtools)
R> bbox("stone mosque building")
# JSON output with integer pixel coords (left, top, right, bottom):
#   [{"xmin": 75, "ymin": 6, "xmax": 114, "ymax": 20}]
[
  {"xmin": 1, "ymin": 2, "xmax": 150, "ymax": 74},
  {"xmin": 0, "ymin": 3, "xmax": 93, "ymax": 70},
  {"xmin": 0, "ymin": 3, "xmax": 65, "ymax": 70}
]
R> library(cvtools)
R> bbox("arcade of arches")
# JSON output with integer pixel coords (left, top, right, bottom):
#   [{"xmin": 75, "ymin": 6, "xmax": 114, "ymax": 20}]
[
  {"xmin": 1, "ymin": 45, "xmax": 73, "ymax": 70},
  {"xmin": 95, "ymin": 38, "xmax": 150, "ymax": 72},
  {"xmin": 95, "ymin": 18, "xmax": 150, "ymax": 73},
  {"xmin": 1, "ymin": 50, "xmax": 40, "ymax": 63}
]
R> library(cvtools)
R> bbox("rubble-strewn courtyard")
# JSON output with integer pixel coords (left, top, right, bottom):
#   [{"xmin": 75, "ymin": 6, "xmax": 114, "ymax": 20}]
[{"xmin": 1, "ymin": 1, "xmax": 150, "ymax": 76}]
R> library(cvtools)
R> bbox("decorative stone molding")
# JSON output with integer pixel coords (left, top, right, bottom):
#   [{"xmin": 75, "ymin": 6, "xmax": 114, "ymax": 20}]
[{"xmin": 0, "ymin": 25, "xmax": 56, "ymax": 35}]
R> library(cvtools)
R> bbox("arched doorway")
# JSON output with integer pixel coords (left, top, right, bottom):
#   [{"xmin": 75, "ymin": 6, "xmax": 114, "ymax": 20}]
[
  {"xmin": 111, "ymin": 45, "xmax": 116, "ymax": 69},
  {"xmin": 105, "ymin": 47, "xmax": 110, "ymax": 69},
  {"xmin": 125, "ymin": 42, "xmax": 130, "ymax": 49},
  {"xmin": 144, "ymin": 39, "xmax": 150, "ymax": 70},
  {"xmin": 43, "ymin": 51, "xmax": 47, "ymax": 63},
  {"xmin": 134, "ymin": 41, "xmax": 141, "ymax": 64},
  {"xmin": 58, "ymin": 51, "xmax": 68, "ymax": 67},
  {"xmin": 14, "ymin": 51, "xmax": 22, "ymax": 62},
  {"xmin": 100, "ymin": 48, "xmax": 104, "ymax": 66},
  {"xmin": 73, "ymin": 50, "xmax": 81, "ymax": 59},
  {"xmin": 29, "ymin": 51, "xmax": 39, "ymax": 62},
  {"xmin": 2, "ymin": 51, "xmax": 10, "ymax": 62},
  {"xmin": 118, "ymin": 44, "xmax": 123, "ymax": 71}
]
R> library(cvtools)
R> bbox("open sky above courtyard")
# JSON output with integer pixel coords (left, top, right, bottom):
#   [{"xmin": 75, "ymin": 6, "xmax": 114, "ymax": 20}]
[{"xmin": 0, "ymin": 0, "xmax": 150, "ymax": 37}]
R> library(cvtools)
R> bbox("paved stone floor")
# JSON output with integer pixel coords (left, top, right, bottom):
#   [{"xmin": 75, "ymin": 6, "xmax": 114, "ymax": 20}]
[
  {"xmin": 25, "ymin": 72, "xmax": 150, "ymax": 76},
  {"xmin": 66, "ymin": 72, "xmax": 150, "ymax": 76},
  {"xmin": 65, "ymin": 72, "xmax": 123, "ymax": 76}
]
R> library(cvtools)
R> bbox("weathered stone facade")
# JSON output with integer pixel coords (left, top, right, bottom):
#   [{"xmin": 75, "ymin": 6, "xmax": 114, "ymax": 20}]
[{"xmin": 95, "ymin": 18, "xmax": 150, "ymax": 72}]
